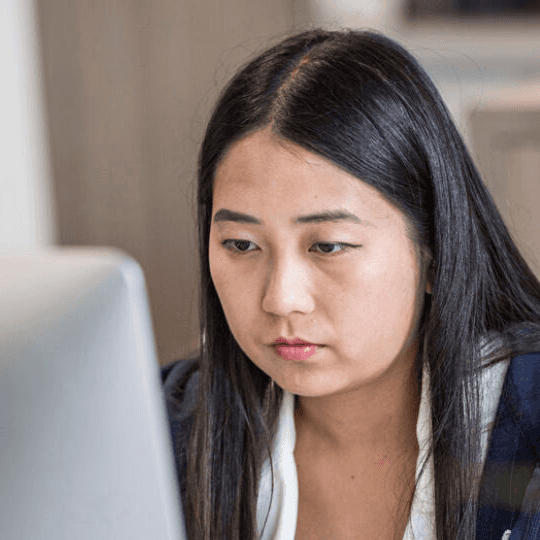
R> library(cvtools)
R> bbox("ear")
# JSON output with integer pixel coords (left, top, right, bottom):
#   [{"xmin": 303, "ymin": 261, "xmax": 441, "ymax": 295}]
[{"xmin": 421, "ymin": 248, "xmax": 434, "ymax": 295}]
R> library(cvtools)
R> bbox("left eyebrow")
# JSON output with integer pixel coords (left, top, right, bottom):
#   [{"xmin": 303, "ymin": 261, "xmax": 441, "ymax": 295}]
[{"xmin": 212, "ymin": 208, "xmax": 375, "ymax": 227}]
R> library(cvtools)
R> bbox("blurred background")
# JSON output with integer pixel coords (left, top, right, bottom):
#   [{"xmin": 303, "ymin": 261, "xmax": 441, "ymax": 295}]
[{"xmin": 2, "ymin": 0, "xmax": 540, "ymax": 365}]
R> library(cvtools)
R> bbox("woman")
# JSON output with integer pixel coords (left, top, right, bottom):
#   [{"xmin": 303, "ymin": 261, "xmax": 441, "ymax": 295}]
[{"xmin": 161, "ymin": 29, "xmax": 540, "ymax": 540}]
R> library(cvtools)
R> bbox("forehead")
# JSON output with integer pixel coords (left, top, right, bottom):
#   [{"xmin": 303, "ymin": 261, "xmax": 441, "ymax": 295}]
[{"xmin": 213, "ymin": 129, "xmax": 398, "ymax": 225}]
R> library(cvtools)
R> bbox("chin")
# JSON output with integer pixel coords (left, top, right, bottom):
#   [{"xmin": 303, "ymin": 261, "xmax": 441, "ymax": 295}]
[{"xmin": 273, "ymin": 371, "xmax": 348, "ymax": 398}]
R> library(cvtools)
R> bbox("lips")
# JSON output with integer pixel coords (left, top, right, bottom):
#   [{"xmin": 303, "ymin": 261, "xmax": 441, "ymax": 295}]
[
  {"xmin": 272, "ymin": 337, "xmax": 322, "ymax": 361},
  {"xmin": 274, "ymin": 343, "xmax": 319, "ymax": 361},
  {"xmin": 274, "ymin": 337, "xmax": 317, "ymax": 346}
]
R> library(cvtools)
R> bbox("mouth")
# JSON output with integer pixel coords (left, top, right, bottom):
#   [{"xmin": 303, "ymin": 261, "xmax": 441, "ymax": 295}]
[
  {"xmin": 273, "ymin": 343, "xmax": 322, "ymax": 361},
  {"xmin": 274, "ymin": 337, "xmax": 319, "ymax": 346}
]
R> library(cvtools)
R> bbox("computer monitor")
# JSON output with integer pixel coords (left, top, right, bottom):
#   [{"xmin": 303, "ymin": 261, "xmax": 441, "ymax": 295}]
[{"xmin": 0, "ymin": 247, "xmax": 186, "ymax": 540}]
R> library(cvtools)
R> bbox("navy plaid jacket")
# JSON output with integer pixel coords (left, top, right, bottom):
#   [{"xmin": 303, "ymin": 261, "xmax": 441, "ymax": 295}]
[{"xmin": 161, "ymin": 352, "xmax": 540, "ymax": 539}]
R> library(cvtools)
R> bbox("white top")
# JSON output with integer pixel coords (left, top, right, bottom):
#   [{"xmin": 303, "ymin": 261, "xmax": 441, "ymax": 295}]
[{"xmin": 256, "ymin": 357, "xmax": 510, "ymax": 540}]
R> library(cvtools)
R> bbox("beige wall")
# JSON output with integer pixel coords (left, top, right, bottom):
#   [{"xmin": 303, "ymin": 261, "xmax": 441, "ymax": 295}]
[
  {"xmin": 470, "ymin": 107, "xmax": 540, "ymax": 279},
  {"xmin": 295, "ymin": 0, "xmax": 540, "ymax": 282},
  {"xmin": 0, "ymin": 0, "xmax": 56, "ymax": 246},
  {"xmin": 37, "ymin": 1, "xmax": 296, "ymax": 365},
  {"xmin": 35, "ymin": 0, "xmax": 540, "ymax": 365}
]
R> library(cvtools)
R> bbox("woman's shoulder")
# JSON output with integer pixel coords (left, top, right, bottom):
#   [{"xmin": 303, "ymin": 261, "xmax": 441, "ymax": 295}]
[
  {"xmin": 477, "ymin": 351, "xmax": 540, "ymax": 539},
  {"xmin": 503, "ymin": 351, "xmax": 540, "ymax": 410},
  {"xmin": 160, "ymin": 352, "xmax": 200, "ymax": 421},
  {"xmin": 160, "ymin": 352, "xmax": 200, "ymax": 390},
  {"xmin": 160, "ymin": 354, "xmax": 200, "ymax": 513},
  {"xmin": 501, "ymin": 352, "xmax": 540, "ymax": 441}
]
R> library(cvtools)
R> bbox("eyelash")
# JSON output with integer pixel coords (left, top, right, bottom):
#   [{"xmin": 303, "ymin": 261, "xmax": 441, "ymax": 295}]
[{"xmin": 220, "ymin": 239, "xmax": 360, "ymax": 256}]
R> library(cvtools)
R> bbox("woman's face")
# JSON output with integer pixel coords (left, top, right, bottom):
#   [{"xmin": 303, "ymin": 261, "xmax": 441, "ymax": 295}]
[{"xmin": 209, "ymin": 128, "xmax": 431, "ymax": 398}]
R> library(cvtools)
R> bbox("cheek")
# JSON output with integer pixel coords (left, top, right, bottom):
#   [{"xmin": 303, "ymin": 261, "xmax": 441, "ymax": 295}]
[
  {"xmin": 375, "ymin": 256, "xmax": 421, "ymax": 343},
  {"xmin": 209, "ymin": 244, "xmax": 233, "ymax": 312},
  {"xmin": 341, "ymin": 247, "xmax": 419, "ymax": 332},
  {"xmin": 208, "ymin": 244, "xmax": 222, "ymax": 295},
  {"xmin": 209, "ymin": 248, "xmax": 255, "ymax": 329},
  {"xmin": 365, "ymin": 242, "xmax": 418, "ymax": 294}
]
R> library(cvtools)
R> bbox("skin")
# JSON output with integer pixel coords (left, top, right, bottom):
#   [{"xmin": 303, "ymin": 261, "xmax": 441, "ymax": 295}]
[{"xmin": 208, "ymin": 127, "xmax": 431, "ymax": 465}]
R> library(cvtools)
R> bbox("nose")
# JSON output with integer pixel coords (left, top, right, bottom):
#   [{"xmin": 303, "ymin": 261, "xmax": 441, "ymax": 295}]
[{"xmin": 261, "ymin": 254, "xmax": 315, "ymax": 317}]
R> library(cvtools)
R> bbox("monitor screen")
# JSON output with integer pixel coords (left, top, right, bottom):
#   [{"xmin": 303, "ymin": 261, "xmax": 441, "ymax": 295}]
[{"xmin": 0, "ymin": 247, "xmax": 186, "ymax": 540}]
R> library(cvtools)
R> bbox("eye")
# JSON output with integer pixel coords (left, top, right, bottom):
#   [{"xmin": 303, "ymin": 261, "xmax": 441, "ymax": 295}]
[
  {"xmin": 221, "ymin": 239, "xmax": 359, "ymax": 256},
  {"xmin": 221, "ymin": 239, "xmax": 258, "ymax": 253},
  {"xmin": 311, "ymin": 242, "xmax": 358, "ymax": 255}
]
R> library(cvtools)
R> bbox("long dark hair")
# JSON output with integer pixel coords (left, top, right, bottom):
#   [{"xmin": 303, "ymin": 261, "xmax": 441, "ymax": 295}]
[{"xmin": 187, "ymin": 28, "xmax": 540, "ymax": 540}]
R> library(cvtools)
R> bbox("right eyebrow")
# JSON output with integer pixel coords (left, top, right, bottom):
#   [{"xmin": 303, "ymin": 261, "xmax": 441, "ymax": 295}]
[{"xmin": 212, "ymin": 208, "xmax": 375, "ymax": 227}]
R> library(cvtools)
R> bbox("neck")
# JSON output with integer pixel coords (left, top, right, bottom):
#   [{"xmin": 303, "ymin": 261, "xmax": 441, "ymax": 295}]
[{"xmin": 293, "ymin": 353, "xmax": 421, "ymax": 463}]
